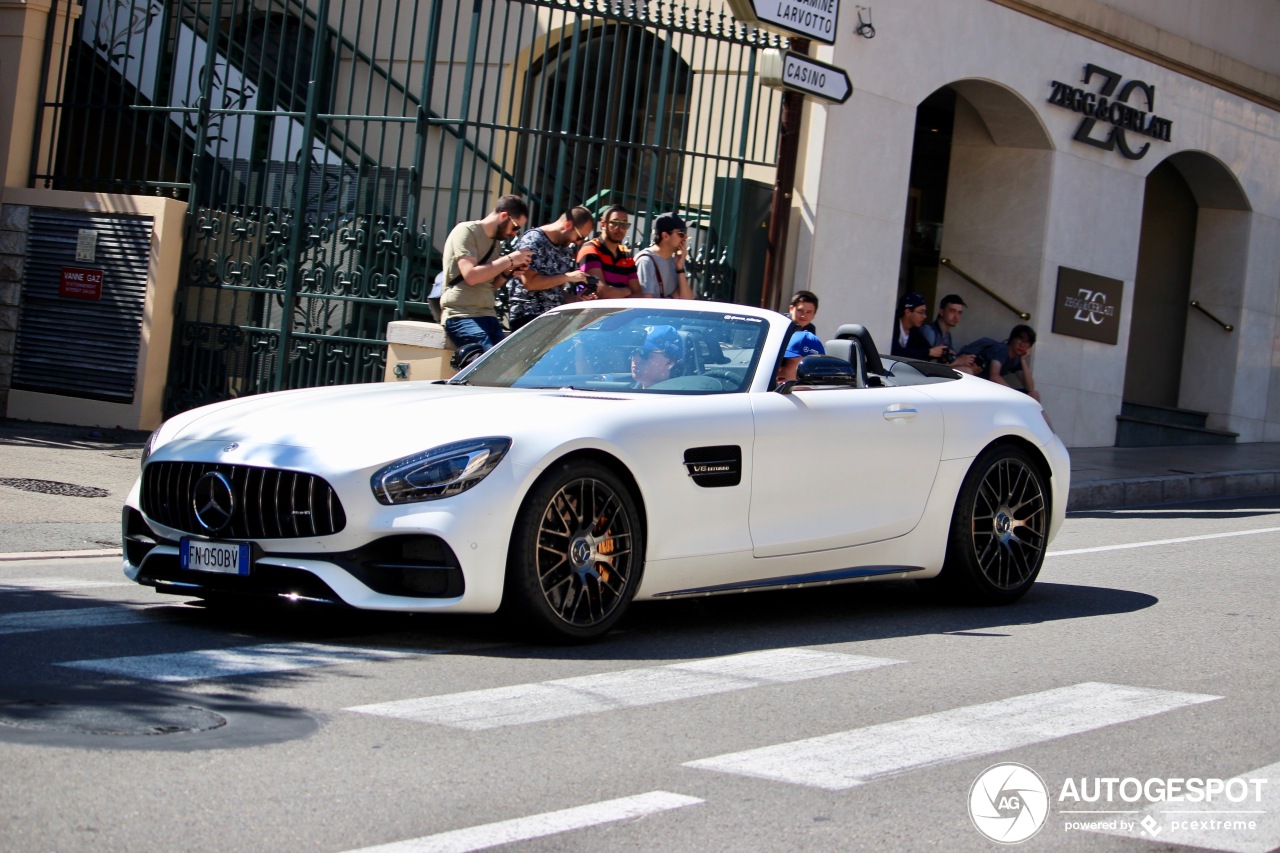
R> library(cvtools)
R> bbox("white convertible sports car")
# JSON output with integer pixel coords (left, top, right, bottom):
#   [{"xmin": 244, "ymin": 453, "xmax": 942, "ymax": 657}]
[{"xmin": 123, "ymin": 299, "xmax": 1069, "ymax": 641}]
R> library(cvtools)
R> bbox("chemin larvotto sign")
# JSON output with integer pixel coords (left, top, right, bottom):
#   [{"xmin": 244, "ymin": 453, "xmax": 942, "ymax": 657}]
[
  {"xmin": 1052, "ymin": 267, "xmax": 1124, "ymax": 345},
  {"xmin": 1048, "ymin": 64, "xmax": 1172, "ymax": 160}
]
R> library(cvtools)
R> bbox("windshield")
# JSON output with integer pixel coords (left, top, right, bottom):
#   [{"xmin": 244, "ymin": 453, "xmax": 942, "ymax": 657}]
[{"xmin": 452, "ymin": 306, "xmax": 769, "ymax": 393}]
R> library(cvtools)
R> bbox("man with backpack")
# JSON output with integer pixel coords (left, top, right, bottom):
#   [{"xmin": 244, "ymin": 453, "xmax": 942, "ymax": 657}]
[{"xmin": 634, "ymin": 212, "xmax": 693, "ymax": 299}]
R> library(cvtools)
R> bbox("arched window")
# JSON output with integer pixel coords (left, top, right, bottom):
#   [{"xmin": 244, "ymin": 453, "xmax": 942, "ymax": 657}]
[{"xmin": 519, "ymin": 24, "xmax": 691, "ymax": 219}]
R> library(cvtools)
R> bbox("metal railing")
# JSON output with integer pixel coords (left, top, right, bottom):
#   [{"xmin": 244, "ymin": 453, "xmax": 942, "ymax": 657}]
[
  {"xmin": 1189, "ymin": 300, "xmax": 1234, "ymax": 332},
  {"xmin": 940, "ymin": 258, "xmax": 1031, "ymax": 321},
  {"xmin": 35, "ymin": 0, "xmax": 786, "ymax": 414}
]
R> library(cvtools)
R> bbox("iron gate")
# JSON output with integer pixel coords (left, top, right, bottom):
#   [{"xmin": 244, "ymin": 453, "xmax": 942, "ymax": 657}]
[{"xmin": 35, "ymin": 0, "xmax": 784, "ymax": 413}]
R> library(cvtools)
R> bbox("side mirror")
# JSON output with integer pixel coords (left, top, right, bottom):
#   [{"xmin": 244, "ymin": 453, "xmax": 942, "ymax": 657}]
[{"xmin": 796, "ymin": 355, "xmax": 857, "ymax": 385}]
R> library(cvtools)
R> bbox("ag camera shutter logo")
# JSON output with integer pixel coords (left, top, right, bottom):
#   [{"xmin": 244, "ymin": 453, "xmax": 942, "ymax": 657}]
[{"xmin": 969, "ymin": 763, "xmax": 1050, "ymax": 843}]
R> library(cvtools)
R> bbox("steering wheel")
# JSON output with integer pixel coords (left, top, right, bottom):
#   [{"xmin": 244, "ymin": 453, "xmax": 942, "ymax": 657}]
[{"xmin": 702, "ymin": 368, "xmax": 743, "ymax": 390}]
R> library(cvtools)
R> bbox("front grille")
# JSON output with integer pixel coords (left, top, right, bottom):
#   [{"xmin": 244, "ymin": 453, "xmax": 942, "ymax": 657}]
[{"xmin": 141, "ymin": 462, "xmax": 347, "ymax": 539}]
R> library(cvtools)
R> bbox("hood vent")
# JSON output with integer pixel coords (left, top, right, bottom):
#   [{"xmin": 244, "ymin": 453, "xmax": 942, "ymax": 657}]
[{"xmin": 683, "ymin": 445, "xmax": 742, "ymax": 488}]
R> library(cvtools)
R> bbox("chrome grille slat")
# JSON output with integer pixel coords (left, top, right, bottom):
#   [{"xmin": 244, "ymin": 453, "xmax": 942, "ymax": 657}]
[{"xmin": 140, "ymin": 462, "xmax": 346, "ymax": 539}]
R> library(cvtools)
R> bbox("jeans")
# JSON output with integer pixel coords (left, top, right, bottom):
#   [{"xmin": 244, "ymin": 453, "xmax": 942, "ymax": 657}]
[{"xmin": 444, "ymin": 316, "xmax": 505, "ymax": 352}]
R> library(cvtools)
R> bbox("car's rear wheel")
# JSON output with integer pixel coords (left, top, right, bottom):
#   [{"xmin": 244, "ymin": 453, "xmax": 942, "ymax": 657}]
[
  {"xmin": 934, "ymin": 444, "xmax": 1048, "ymax": 603},
  {"xmin": 504, "ymin": 460, "xmax": 643, "ymax": 641}
]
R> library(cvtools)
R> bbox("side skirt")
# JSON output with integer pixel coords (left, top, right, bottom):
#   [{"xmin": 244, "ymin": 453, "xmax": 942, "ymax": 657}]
[{"xmin": 652, "ymin": 565, "xmax": 924, "ymax": 598}]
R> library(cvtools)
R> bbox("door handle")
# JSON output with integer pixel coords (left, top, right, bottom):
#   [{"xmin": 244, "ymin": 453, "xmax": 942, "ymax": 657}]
[{"xmin": 883, "ymin": 406, "xmax": 918, "ymax": 421}]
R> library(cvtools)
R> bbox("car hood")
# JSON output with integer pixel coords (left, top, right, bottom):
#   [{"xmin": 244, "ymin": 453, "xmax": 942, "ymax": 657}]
[{"xmin": 151, "ymin": 382, "xmax": 638, "ymax": 470}]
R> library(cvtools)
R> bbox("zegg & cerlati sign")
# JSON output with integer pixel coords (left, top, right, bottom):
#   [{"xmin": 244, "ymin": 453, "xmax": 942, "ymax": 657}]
[
  {"xmin": 1049, "ymin": 64, "xmax": 1172, "ymax": 160},
  {"xmin": 1051, "ymin": 267, "xmax": 1123, "ymax": 345}
]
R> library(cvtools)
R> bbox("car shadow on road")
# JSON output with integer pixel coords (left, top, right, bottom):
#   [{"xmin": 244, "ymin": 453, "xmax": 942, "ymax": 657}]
[{"xmin": 430, "ymin": 579, "xmax": 1158, "ymax": 662}]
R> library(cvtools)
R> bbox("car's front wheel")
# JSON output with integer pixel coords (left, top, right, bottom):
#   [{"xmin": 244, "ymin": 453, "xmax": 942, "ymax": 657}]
[
  {"xmin": 934, "ymin": 444, "xmax": 1049, "ymax": 603},
  {"xmin": 504, "ymin": 460, "xmax": 643, "ymax": 641}
]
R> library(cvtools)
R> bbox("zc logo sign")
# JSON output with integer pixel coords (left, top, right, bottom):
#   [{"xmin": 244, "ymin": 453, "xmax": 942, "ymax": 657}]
[
  {"xmin": 1049, "ymin": 64, "xmax": 1173, "ymax": 160},
  {"xmin": 1064, "ymin": 288, "xmax": 1115, "ymax": 325}
]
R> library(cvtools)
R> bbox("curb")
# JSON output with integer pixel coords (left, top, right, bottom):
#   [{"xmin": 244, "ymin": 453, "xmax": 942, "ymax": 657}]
[
  {"xmin": 1068, "ymin": 469, "xmax": 1280, "ymax": 511},
  {"xmin": 0, "ymin": 549, "xmax": 120, "ymax": 562}
]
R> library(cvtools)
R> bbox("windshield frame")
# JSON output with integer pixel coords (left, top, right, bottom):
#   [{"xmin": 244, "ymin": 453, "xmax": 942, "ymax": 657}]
[{"xmin": 449, "ymin": 303, "xmax": 773, "ymax": 395}]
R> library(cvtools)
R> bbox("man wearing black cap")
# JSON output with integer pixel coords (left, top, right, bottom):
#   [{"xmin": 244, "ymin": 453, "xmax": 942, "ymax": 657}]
[
  {"xmin": 891, "ymin": 291, "xmax": 946, "ymax": 360},
  {"xmin": 634, "ymin": 212, "xmax": 693, "ymax": 299}
]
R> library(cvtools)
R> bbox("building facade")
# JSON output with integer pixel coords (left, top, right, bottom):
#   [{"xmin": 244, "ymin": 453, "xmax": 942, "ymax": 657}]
[
  {"xmin": 790, "ymin": 0, "xmax": 1280, "ymax": 446},
  {"xmin": 1, "ymin": 0, "xmax": 1278, "ymax": 448}
]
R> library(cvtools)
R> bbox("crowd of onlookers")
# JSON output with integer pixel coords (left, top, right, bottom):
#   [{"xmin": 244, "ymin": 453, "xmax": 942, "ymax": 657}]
[
  {"xmin": 431, "ymin": 193, "xmax": 1038, "ymax": 397},
  {"xmin": 431, "ymin": 195, "xmax": 693, "ymax": 364},
  {"xmin": 779, "ymin": 289, "xmax": 1039, "ymax": 399}
]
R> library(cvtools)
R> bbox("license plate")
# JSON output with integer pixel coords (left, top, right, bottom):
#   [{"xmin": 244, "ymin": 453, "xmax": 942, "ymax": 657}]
[{"xmin": 180, "ymin": 538, "xmax": 251, "ymax": 575}]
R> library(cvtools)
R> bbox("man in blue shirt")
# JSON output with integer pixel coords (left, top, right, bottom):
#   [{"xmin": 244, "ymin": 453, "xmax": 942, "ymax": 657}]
[{"xmin": 961, "ymin": 324, "xmax": 1040, "ymax": 402}]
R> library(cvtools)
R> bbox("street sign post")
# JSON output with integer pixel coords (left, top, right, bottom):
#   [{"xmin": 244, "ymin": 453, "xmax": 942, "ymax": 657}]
[
  {"xmin": 761, "ymin": 49, "xmax": 853, "ymax": 104},
  {"xmin": 725, "ymin": 0, "xmax": 841, "ymax": 45}
]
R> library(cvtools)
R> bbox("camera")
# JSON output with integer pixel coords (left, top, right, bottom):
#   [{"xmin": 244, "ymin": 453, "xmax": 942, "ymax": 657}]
[{"xmin": 573, "ymin": 275, "xmax": 600, "ymax": 296}]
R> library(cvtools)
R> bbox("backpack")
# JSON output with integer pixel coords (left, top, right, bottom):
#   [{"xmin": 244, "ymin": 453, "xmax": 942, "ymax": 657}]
[{"xmin": 633, "ymin": 248, "xmax": 671, "ymax": 298}]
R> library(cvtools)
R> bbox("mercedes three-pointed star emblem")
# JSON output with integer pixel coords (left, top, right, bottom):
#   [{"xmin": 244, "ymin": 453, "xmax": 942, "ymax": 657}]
[{"xmin": 193, "ymin": 471, "xmax": 235, "ymax": 534}]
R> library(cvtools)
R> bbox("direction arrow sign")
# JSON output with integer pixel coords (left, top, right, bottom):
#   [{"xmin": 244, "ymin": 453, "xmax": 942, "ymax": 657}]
[
  {"xmin": 726, "ymin": 0, "xmax": 841, "ymax": 45},
  {"xmin": 761, "ymin": 50, "xmax": 853, "ymax": 104}
]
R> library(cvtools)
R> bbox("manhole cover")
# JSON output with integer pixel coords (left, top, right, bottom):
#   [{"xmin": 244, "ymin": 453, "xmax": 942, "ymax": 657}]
[
  {"xmin": 0, "ymin": 700, "xmax": 226, "ymax": 736},
  {"xmin": 0, "ymin": 478, "xmax": 111, "ymax": 498}
]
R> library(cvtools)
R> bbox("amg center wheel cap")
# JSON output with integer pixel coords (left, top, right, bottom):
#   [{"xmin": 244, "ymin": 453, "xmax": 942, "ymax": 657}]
[
  {"xmin": 570, "ymin": 537, "xmax": 592, "ymax": 567},
  {"xmin": 995, "ymin": 508, "xmax": 1014, "ymax": 541}
]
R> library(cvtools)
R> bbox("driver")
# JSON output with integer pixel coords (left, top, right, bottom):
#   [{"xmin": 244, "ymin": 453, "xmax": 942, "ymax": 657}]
[
  {"xmin": 776, "ymin": 329, "xmax": 825, "ymax": 384},
  {"xmin": 630, "ymin": 325, "xmax": 683, "ymax": 389}
]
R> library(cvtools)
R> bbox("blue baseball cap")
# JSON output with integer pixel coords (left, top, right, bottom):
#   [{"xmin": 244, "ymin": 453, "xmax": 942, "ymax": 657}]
[
  {"xmin": 785, "ymin": 330, "xmax": 825, "ymax": 358},
  {"xmin": 638, "ymin": 325, "xmax": 683, "ymax": 360}
]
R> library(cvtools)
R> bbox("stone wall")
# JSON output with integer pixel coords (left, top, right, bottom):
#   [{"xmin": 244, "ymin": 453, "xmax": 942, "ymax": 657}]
[{"xmin": 0, "ymin": 203, "xmax": 30, "ymax": 417}]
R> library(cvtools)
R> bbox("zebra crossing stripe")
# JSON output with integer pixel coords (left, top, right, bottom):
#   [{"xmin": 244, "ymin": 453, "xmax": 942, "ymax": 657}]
[
  {"xmin": 342, "ymin": 791, "xmax": 702, "ymax": 853},
  {"xmin": 0, "ymin": 606, "xmax": 167, "ymax": 636},
  {"xmin": 58, "ymin": 642, "xmax": 418, "ymax": 682},
  {"xmin": 347, "ymin": 649, "xmax": 901, "ymax": 730},
  {"xmin": 1084, "ymin": 759, "xmax": 1280, "ymax": 853},
  {"xmin": 0, "ymin": 577, "xmax": 132, "ymax": 590},
  {"xmin": 684, "ymin": 682, "xmax": 1221, "ymax": 790}
]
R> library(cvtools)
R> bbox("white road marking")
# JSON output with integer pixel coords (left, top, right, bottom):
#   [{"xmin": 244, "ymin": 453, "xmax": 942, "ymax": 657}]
[
  {"xmin": 0, "ymin": 577, "xmax": 132, "ymax": 590},
  {"xmin": 684, "ymin": 682, "xmax": 1220, "ymax": 790},
  {"xmin": 348, "ymin": 648, "xmax": 900, "ymax": 730},
  {"xmin": 0, "ymin": 606, "xmax": 168, "ymax": 635},
  {"xmin": 1048, "ymin": 526, "xmax": 1280, "ymax": 557},
  {"xmin": 58, "ymin": 642, "xmax": 418, "ymax": 682},
  {"xmin": 343, "ymin": 791, "xmax": 702, "ymax": 853},
  {"xmin": 1085, "ymin": 760, "xmax": 1280, "ymax": 853}
]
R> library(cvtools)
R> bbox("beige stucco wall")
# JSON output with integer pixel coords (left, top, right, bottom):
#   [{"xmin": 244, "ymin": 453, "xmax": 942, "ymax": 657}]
[{"xmin": 3, "ymin": 189, "xmax": 187, "ymax": 431}]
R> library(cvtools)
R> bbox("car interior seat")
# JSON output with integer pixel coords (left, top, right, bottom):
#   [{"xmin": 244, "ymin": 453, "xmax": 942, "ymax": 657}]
[{"xmin": 822, "ymin": 338, "xmax": 867, "ymax": 388}]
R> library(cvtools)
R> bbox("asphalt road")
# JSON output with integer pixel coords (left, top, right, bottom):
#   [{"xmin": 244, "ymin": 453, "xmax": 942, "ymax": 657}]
[{"xmin": 1, "ymin": 497, "xmax": 1277, "ymax": 852}]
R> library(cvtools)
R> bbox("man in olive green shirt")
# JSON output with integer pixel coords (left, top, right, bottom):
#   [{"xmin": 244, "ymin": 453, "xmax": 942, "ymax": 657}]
[{"xmin": 440, "ymin": 195, "xmax": 531, "ymax": 352}]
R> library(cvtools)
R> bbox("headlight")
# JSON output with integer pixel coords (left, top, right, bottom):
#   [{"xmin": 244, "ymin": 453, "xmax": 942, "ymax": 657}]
[
  {"xmin": 140, "ymin": 427, "xmax": 161, "ymax": 468},
  {"xmin": 371, "ymin": 437, "xmax": 512, "ymax": 505}
]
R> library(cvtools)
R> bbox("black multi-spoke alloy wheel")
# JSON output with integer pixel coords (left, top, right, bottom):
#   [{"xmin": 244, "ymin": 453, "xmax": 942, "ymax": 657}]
[
  {"xmin": 505, "ymin": 460, "xmax": 643, "ymax": 641},
  {"xmin": 935, "ymin": 444, "xmax": 1049, "ymax": 604}
]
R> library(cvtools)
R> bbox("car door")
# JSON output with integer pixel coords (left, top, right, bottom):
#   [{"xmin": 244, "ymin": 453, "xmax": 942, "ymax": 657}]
[{"xmin": 748, "ymin": 384, "xmax": 944, "ymax": 558}]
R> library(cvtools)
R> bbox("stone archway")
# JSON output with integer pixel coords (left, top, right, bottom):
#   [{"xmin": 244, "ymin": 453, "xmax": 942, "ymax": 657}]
[
  {"xmin": 1125, "ymin": 151, "xmax": 1251, "ymax": 431},
  {"xmin": 899, "ymin": 80, "xmax": 1054, "ymax": 345}
]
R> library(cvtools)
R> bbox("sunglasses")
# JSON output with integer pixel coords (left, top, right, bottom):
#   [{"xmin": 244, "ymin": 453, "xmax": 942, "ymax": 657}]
[{"xmin": 606, "ymin": 219, "xmax": 630, "ymax": 228}]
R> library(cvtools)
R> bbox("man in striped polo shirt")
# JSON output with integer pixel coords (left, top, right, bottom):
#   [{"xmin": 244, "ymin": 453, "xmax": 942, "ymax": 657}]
[{"xmin": 576, "ymin": 204, "xmax": 642, "ymax": 299}]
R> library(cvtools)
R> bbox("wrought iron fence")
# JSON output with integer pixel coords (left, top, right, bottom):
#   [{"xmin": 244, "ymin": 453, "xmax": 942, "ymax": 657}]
[{"xmin": 34, "ymin": 0, "xmax": 784, "ymax": 413}]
